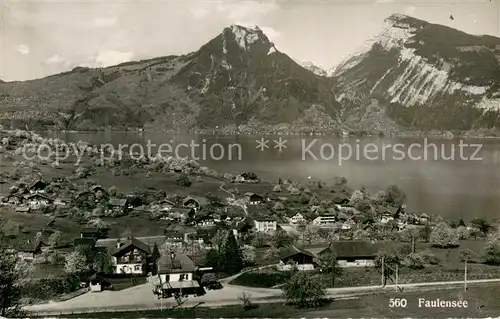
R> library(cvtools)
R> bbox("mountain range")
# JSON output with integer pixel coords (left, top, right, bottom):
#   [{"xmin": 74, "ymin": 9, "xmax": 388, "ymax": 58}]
[{"xmin": 1, "ymin": 13, "xmax": 500, "ymax": 134}]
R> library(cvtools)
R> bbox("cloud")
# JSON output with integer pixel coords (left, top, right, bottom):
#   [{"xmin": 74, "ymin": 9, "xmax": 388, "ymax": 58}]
[
  {"xmin": 404, "ymin": 6, "xmax": 417, "ymax": 16},
  {"xmin": 17, "ymin": 44, "xmax": 30, "ymax": 55},
  {"xmin": 375, "ymin": 0, "xmax": 395, "ymax": 3},
  {"xmin": 259, "ymin": 26, "xmax": 282, "ymax": 41},
  {"xmin": 93, "ymin": 50, "xmax": 134, "ymax": 67},
  {"xmin": 218, "ymin": 1, "xmax": 279, "ymax": 23},
  {"xmin": 94, "ymin": 16, "xmax": 118, "ymax": 27},
  {"xmin": 190, "ymin": 7, "xmax": 210, "ymax": 19},
  {"xmin": 45, "ymin": 54, "xmax": 66, "ymax": 65}
]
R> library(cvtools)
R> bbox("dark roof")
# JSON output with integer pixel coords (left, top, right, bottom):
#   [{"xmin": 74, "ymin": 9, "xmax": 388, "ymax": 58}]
[
  {"xmin": 15, "ymin": 238, "xmax": 46, "ymax": 252},
  {"xmin": 81, "ymin": 227, "xmax": 110, "ymax": 233},
  {"xmin": 319, "ymin": 241, "xmax": 386, "ymax": 259},
  {"xmin": 157, "ymin": 253, "xmax": 196, "ymax": 274},
  {"xmin": 279, "ymin": 245, "xmax": 316, "ymax": 260},
  {"xmin": 29, "ymin": 180, "xmax": 46, "ymax": 190},
  {"xmin": 95, "ymin": 236, "xmax": 166, "ymax": 251},
  {"xmin": 90, "ymin": 185, "xmax": 106, "ymax": 192},
  {"xmin": 245, "ymin": 192, "xmax": 263, "ymax": 198},
  {"xmin": 74, "ymin": 238, "xmax": 96, "ymax": 247},
  {"xmin": 108, "ymin": 198, "xmax": 127, "ymax": 206},
  {"xmin": 182, "ymin": 196, "xmax": 208, "ymax": 206},
  {"xmin": 111, "ymin": 237, "xmax": 151, "ymax": 257},
  {"xmin": 170, "ymin": 207, "xmax": 193, "ymax": 214},
  {"xmin": 25, "ymin": 193, "xmax": 53, "ymax": 201}
]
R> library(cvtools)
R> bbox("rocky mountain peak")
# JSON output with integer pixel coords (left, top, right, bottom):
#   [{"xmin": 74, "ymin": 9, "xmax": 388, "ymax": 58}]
[{"xmin": 221, "ymin": 25, "xmax": 275, "ymax": 53}]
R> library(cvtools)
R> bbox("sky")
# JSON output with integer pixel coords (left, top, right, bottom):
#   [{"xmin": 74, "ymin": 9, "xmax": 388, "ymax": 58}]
[{"xmin": 1, "ymin": 0, "xmax": 499, "ymax": 81}]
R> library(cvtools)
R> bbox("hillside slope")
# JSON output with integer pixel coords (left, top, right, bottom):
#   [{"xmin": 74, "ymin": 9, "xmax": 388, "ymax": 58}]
[
  {"xmin": 1, "ymin": 16, "xmax": 500, "ymax": 133},
  {"xmin": 332, "ymin": 13, "xmax": 500, "ymax": 131}
]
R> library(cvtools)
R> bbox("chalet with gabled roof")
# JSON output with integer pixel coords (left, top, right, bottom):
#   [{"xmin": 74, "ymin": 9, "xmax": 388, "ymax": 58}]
[
  {"xmin": 278, "ymin": 245, "xmax": 317, "ymax": 271},
  {"xmin": 111, "ymin": 237, "xmax": 152, "ymax": 274},
  {"xmin": 155, "ymin": 252, "xmax": 202, "ymax": 297}
]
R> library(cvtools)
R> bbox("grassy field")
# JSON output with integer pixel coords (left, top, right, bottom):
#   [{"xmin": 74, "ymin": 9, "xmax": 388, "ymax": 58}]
[
  {"xmin": 238, "ymin": 240, "xmax": 499, "ymax": 288},
  {"xmin": 43, "ymin": 284, "xmax": 500, "ymax": 318}
]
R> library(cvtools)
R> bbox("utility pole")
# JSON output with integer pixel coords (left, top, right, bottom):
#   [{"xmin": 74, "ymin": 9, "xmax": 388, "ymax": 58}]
[
  {"xmin": 381, "ymin": 256, "xmax": 385, "ymax": 287},
  {"xmin": 411, "ymin": 234, "xmax": 415, "ymax": 253},
  {"xmin": 464, "ymin": 259, "xmax": 468, "ymax": 291},
  {"xmin": 395, "ymin": 265, "xmax": 399, "ymax": 290}
]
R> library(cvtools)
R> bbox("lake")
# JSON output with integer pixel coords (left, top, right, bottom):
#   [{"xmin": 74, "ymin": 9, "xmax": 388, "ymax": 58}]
[{"xmin": 47, "ymin": 132, "xmax": 500, "ymax": 222}]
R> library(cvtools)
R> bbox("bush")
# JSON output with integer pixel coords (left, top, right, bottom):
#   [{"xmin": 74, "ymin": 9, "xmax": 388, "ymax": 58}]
[
  {"xmin": 282, "ymin": 272, "xmax": 327, "ymax": 308},
  {"xmin": 230, "ymin": 271, "xmax": 291, "ymax": 288},
  {"xmin": 430, "ymin": 222, "xmax": 459, "ymax": 248},
  {"xmin": 176, "ymin": 174, "xmax": 192, "ymax": 187},
  {"xmin": 17, "ymin": 276, "xmax": 80, "ymax": 300},
  {"xmin": 403, "ymin": 253, "xmax": 425, "ymax": 269}
]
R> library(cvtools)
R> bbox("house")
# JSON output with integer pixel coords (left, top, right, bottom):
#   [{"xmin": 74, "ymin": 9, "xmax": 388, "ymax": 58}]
[
  {"xmin": 80, "ymin": 227, "xmax": 110, "ymax": 239},
  {"xmin": 15, "ymin": 206, "xmax": 30, "ymax": 214},
  {"xmin": 418, "ymin": 213, "xmax": 430, "ymax": 224},
  {"xmin": 289, "ymin": 212, "xmax": 305, "ymax": 224},
  {"xmin": 111, "ymin": 237, "xmax": 152, "ymax": 274},
  {"xmin": 312, "ymin": 215, "xmax": 337, "ymax": 227},
  {"xmin": 107, "ymin": 198, "xmax": 128, "ymax": 215},
  {"xmin": 278, "ymin": 246, "xmax": 316, "ymax": 271},
  {"xmin": 254, "ymin": 219, "xmax": 277, "ymax": 233},
  {"xmin": 380, "ymin": 211, "xmax": 395, "ymax": 224},
  {"xmin": 156, "ymin": 252, "xmax": 202, "ymax": 297},
  {"xmin": 6, "ymin": 194, "xmax": 22, "ymax": 205},
  {"xmin": 167, "ymin": 207, "xmax": 194, "ymax": 221},
  {"xmin": 25, "ymin": 193, "xmax": 53, "ymax": 209},
  {"xmin": 15, "ymin": 238, "xmax": 47, "ymax": 261},
  {"xmin": 53, "ymin": 197, "xmax": 68, "ymax": 206},
  {"xmin": 195, "ymin": 213, "xmax": 216, "ymax": 228},
  {"xmin": 74, "ymin": 237, "xmax": 96, "ymax": 248},
  {"xmin": 75, "ymin": 191, "xmax": 96, "ymax": 204},
  {"xmin": 126, "ymin": 195, "xmax": 143, "ymax": 208},
  {"xmin": 341, "ymin": 219, "xmax": 356, "ymax": 230},
  {"xmin": 244, "ymin": 192, "xmax": 263, "ymax": 205},
  {"xmin": 182, "ymin": 196, "xmax": 208, "ymax": 211},
  {"xmin": 90, "ymin": 185, "xmax": 107, "ymax": 196},
  {"xmin": 28, "ymin": 180, "xmax": 47, "ymax": 193},
  {"xmin": 317, "ymin": 241, "xmax": 385, "ymax": 267}
]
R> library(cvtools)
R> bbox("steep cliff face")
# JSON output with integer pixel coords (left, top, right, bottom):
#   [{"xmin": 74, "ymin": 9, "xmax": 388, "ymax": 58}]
[{"xmin": 332, "ymin": 14, "xmax": 500, "ymax": 131}]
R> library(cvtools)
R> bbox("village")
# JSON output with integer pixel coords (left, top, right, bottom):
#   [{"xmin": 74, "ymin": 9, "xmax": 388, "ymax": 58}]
[{"xmin": 0, "ymin": 128, "xmax": 500, "ymax": 314}]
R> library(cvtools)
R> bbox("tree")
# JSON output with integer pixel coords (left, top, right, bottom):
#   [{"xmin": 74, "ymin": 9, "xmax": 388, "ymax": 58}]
[
  {"xmin": 458, "ymin": 219, "xmax": 466, "ymax": 227},
  {"xmin": 484, "ymin": 232, "xmax": 500, "ymax": 265},
  {"xmin": 456, "ymin": 226, "xmax": 470, "ymax": 240},
  {"xmin": 471, "ymin": 218, "xmax": 492, "ymax": 236},
  {"xmin": 47, "ymin": 230, "xmax": 62, "ymax": 247},
  {"xmin": 403, "ymin": 252, "xmax": 425, "ymax": 269},
  {"xmin": 282, "ymin": 272, "xmax": 326, "ymax": 308},
  {"xmin": 420, "ymin": 225, "xmax": 432, "ymax": 242},
  {"xmin": 219, "ymin": 231, "xmax": 244, "ymax": 274},
  {"xmin": 271, "ymin": 229, "xmax": 295, "ymax": 249},
  {"xmin": 0, "ymin": 231, "xmax": 24, "ymax": 317},
  {"xmin": 385, "ymin": 185, "xmax": 406, "ymax": 207},
  {"xmin": 241, "ymin": 245, "xmax": 256, "ymax": 266},
  {"xmin": 64, "ymin": 250, "xmax": 90, "ymax": 276},
  {"xmin": 176, "ymin": 174, "xmax": 192, "ymax": 187},
  {"xmin": 429, "ymin": 222, "xmax": 459, "ymax": 248},
  {"xmin": 108, "ymin": 185, "xmax": 118, "ymax": 197},
  {"xmin": 206, "ymin": 193, "xmax": 224, "ymax": 208},
  {"xmin": 320, "ymin": 248, "xmax": 343, "ymax": 287},
  {"xmin": 250, "ymin": 232, "xmax": 267, "ymax": 248}
]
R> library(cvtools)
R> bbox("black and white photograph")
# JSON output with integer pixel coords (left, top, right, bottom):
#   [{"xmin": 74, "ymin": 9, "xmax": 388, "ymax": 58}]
[{"xmin": 0, "ymin": 0, "xmax": 500, "ymax": 318}]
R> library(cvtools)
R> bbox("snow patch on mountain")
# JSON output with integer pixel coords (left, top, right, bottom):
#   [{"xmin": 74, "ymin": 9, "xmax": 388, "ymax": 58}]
[
  {"xmin": 230, "ymin": 25, "xmax": 261, "ymax": 50},
  {"xmin": 332, "ymin": 14, "xmax": 418, "ymax": 77},
  {"xmin": 297, "ymin": 61, "xmax": 328, "ymax": 77}
]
